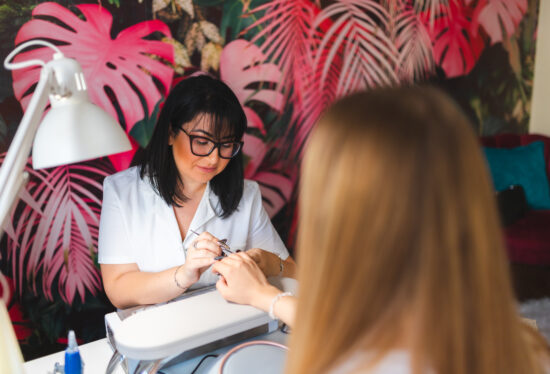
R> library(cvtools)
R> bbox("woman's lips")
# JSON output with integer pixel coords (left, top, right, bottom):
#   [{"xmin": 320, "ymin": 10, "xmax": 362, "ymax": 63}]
[{"xmin": 197, "ymin": 166, "xmax": 217, "ymax": 173}]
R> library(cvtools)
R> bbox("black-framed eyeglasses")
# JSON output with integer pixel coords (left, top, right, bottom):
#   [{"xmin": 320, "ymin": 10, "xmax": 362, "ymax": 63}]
[{"xmin": 180, "ymin": 128, "xmax": 243, "ymax": 159}]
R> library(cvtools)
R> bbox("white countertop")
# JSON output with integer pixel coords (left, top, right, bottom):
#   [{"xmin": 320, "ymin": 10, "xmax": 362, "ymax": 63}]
[{"xmin": 23, "ymin": 330, "xmax": 288, "ymax": 374}]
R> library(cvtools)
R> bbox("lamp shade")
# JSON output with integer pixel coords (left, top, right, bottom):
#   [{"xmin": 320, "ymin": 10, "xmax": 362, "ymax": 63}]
[
  {"xmin": 28, "ymin": 54, "xmax": 132, "ymax": 170},
  {"xmin": 32, "ymin": 99, "xmax": 131, "ymax": 170}
]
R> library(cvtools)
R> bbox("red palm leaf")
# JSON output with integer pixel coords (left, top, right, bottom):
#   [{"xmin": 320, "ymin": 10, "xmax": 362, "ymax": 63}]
[
  {"xmin": 314, "ymin": 0, "xmax": 399, "ymax": 97},
  {"xmin": 289, "ymin": 0, "xmax": 398, "ymax": 153},
  {"xmin": 246, "ymin": 0, "xmax": 319, "ymax": 108},
  {"xmin": 11, "ymin": 2, "xmax": 174, "ymax": 171},
  {"xmin": 292, "ymin": 42, "xmax": 342, "ymax": 153},
  {"xmin": 393, "ymin": 9, "xmax": 435, "ymax": 82}
]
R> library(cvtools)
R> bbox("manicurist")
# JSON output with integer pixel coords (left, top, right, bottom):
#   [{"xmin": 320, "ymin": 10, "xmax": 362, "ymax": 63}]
[{"xmin": 98, "ymin": 75, "xmax": 296, "ymax": 309}]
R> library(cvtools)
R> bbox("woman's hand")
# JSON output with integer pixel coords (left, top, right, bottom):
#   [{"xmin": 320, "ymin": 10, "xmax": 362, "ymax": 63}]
[
  {"xmin": 212, "ymin": 252, "xmax": 279, "ymax": 308},
  {"xmin": 246, "ymin": 248, "xmax": 283, "ymax": 277},
  {"xmin": 178, "ymin": 231, "xmax": 222, "ymax": 288}
]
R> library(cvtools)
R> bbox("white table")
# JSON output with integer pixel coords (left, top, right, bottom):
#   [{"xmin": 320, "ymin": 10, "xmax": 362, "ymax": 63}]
[{"xmin": 24, "ymin": 330, "xmax": 288, "ymax": 374}]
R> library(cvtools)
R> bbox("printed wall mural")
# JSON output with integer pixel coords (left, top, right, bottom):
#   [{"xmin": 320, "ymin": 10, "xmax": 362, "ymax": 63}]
[{"xmin": 0, "ymin": 0, "xmax": 539, "ymax": 358}]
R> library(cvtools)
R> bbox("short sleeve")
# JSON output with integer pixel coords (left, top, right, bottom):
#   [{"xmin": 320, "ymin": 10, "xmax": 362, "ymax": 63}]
[
  {"xmin": 98, "ymin": 176, "xmax": 135, "ymax": 264},
  {"xmin": 246, "ymin": 182, "xmax": 290, "ymax": 260}
]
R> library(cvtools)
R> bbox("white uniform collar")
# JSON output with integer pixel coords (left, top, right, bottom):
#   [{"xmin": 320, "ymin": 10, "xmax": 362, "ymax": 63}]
[{"xmin": 187, "ymin": 182, "xmax": 219, "ymax": 232}]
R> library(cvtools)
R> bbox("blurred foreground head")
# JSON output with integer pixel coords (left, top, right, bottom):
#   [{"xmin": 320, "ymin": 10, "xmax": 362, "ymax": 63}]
[{"xmin": 288, "ymin": 86, "xmax": 549, "ymax": 374}]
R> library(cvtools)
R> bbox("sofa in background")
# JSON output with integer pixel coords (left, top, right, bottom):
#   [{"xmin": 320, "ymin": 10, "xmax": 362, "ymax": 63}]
[{"xmin": 481, "ymin": 133, "xmax": 550, "ymax": 300}]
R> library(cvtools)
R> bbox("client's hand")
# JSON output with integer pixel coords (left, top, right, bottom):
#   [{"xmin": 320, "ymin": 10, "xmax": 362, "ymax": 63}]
[
  {"xmin": 246, "ymin": 248, "xmax": 282, "ymax": 277},
  {"xmin": 179, "ymin": 232, "xmax": 222, "ymax": 288},
  {"xmin": 212, "ymin": 252, "xmax": 279, "ymax": 309}
]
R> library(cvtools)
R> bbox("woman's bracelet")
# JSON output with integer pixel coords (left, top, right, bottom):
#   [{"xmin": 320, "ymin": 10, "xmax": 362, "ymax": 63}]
[
  {"xmin": 268, "ymin": 291, "xmax": 293, "ymax": 320},
  {"xmin": 174, "ymin": 265, "xmax": 186, "ymax": 290}
]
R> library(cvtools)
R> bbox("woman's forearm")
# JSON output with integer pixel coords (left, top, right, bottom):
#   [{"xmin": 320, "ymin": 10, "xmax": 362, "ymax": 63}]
[{"xmin": 102, "ymin": 264, "xmax": 187, "ymax": 309}]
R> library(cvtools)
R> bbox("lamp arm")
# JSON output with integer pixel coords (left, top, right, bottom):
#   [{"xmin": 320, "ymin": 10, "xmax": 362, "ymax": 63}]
[{"xmin": 0, "ymin": 66, "xmax": 52, "ymax": 234}]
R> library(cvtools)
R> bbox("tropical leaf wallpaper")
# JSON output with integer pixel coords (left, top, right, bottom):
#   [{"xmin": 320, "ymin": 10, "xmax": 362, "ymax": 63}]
[{"xmin": 0, "ymin": 0, "xmax": 540, "ymax": 359}]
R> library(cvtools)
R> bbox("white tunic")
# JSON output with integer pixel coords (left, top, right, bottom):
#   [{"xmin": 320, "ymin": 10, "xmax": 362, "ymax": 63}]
[{"xmin": 98, "ymin": 166, "xmax": 289, "ymax": 289}]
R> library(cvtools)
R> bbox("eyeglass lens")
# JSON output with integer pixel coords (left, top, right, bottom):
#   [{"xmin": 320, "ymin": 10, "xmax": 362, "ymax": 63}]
[{"xmin": 191, "ymin": 137, "xmax": 241, "ymax": 159}]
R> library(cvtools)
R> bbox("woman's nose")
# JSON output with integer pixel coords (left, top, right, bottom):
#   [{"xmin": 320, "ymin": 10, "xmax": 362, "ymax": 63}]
[{"xmin": 207, "ymin": 147, "xmax": 220, "ymax": 163}]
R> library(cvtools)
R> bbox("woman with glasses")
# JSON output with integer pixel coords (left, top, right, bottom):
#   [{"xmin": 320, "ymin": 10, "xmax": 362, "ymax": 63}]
[
  {"xmin": 213, "ymin": 87, "xmax": 550, "ymax": 374},
  {"xmin": 98, "ymin": 75, "xmax": 296, "ymax": 309}
]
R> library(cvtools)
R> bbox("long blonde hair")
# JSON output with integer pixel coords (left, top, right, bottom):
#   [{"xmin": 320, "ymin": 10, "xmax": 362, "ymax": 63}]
[{"xmin": 286, "ymin": 87, "xmax": 549, "ymax": 374}]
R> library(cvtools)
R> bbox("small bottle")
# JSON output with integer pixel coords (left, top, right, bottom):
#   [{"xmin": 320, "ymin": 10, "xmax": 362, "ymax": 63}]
[{"xmin": 64, "ymin": 330, "xmax": 82, "ymax": 374}]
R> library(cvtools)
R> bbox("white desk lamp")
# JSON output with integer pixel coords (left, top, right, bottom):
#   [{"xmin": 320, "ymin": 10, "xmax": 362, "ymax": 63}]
[
  {"xmin": 0, "ymin": 40, "xmax": 131, "ymax": 372},
  {"xmin": 0, "ymin": 39, "xmax": 132, "ymax": 236}
]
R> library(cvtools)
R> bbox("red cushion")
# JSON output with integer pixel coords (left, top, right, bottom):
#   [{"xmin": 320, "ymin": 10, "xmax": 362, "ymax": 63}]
[{"xmin": 505, "ymin": 210, "xmax": 550, "ymax": 265}]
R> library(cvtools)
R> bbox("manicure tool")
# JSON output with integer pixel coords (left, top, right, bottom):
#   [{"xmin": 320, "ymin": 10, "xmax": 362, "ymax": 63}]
[{"xmin": 189, "ymin": 229, "xmax": 233, "ymax": 260}]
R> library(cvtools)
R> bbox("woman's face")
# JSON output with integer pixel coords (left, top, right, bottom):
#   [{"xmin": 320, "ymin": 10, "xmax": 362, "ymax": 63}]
[{"xmin": 169, "ymin": 115, "xmax": 233, "ymax": 187}]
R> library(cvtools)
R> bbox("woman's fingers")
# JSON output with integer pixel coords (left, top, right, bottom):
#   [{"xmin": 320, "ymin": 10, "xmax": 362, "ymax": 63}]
[
  {"xmin": 212, "ymin": 260, "xmax": 232, "ymax": 275},
  {"xmin": 192, "ymin": 231, "xmax": 222, "ymax": 256},
  {"xmin": 191, "ymin": 239, "xmax": 221, "ymax": 256},
  {"xmin": 236, "ymin": 252, "xmax": 256, "ymax": 264},
  {"xmin": 215, "ymin": 276, "xmax": 230, "ymax": 297},
  {"xmin": 186, "ymin": 256, "xmax": 215, "ymax": 269},
  {"xmin": 188, "ymin": 249, "xmax": 218, "ymax": 259},
  {"xmin": 195, "ymin": 231, "xmax": 218, "ymax": 242}
]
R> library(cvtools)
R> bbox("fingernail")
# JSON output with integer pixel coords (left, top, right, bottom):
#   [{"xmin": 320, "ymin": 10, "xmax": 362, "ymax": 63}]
[{"xmin": 214, "ymin": 256, "xmax": 224, "ymax": 261}]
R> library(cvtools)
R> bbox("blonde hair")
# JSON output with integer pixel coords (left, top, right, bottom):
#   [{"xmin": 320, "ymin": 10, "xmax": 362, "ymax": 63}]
[{"xmin": 286, "ymin": 87, "xmax": 549, "ymax": 374}]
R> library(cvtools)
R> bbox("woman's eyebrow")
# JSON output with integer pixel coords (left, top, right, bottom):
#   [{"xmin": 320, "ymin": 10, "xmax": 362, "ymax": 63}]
[
  {"xmin": 191, "ymin": 129, "xmax": 214, "ymax": 137},
  {"xmin": 191, "ymin": 129, "xmax": 236, "ymax": 141}
]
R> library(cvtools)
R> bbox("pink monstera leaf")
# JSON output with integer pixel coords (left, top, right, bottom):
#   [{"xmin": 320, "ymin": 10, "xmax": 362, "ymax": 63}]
[
  {"xmin": 471, "ymin": 0, "xmax": 527, "ymax": 45},
  {"xmin": 220, "ymin": 40, "xmax": 283, "ymax": 176},
  {"xmin": 220, "ymin": 40, "xmax": 292, "ymax": 217},
  {"xmin": 427, "ymin": 1, "xmax": 485, "ymax": 78},
  {"xmin": 6, "ymin": 158, "xmax": 114, "ymax": 304},
  {"xmin": 11, "ymin": 2, "xmax": 174, "ymax": 170}
]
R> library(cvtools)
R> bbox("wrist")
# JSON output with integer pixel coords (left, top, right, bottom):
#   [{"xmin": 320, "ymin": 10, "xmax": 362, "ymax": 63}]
[
  {"xmin": 175, "ymin": 264, "xmax": 192, "ymax": 290},
  {"xmin": 251, "ymin": 284, "xmax": 281, "ymax": 312},
  {"xmin": 268, "ymin": 291, "xmax": 293, "ymax": 320},
  {"xmin": 268, "ymin": 254, "xmax": 282, "ymax": 276}
]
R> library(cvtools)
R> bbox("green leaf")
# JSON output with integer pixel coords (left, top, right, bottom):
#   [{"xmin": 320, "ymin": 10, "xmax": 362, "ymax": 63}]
[
  {"xmin": 218, "ymin": 0, "xmax": 270, "ymax": 42},
  {"xmin": 129, "ymin": 99, "xmax": 163, "ymax": 148},
  {"xmin": 107, "ymin": 0, "xmax": 120, "ymax": 7},
  {"xmin": 193, "ymin": 0, "xmax": 224, "ymax": 6}
]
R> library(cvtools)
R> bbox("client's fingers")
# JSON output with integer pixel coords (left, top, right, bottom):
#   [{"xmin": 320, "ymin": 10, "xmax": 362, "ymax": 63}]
[
  {"xmin": 187, "ymin": 256, "xmax": 215, "ymax": 269},
  {"xmin": 212, "ymin": 260, "xmax": 232, "ymax": 276},
  {"xmin": 236, "ymin": 252, "xmax": 256, "ymax": 263},
  {"xmin": 189, "ymin": 249, "xmax": 218, "ymax": 259}
]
